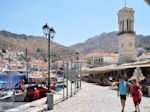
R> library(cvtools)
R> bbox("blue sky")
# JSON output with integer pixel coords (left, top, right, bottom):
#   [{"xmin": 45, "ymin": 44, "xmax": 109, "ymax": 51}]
[{"xmin": 0, "ymin": 0, "xmax": 149, "ymax": 46}]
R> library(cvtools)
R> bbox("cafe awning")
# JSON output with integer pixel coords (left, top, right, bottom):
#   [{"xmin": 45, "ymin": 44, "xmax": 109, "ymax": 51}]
[{"xmin": 82, "ymin": 60, "xmax": 150, "ymax": 74}]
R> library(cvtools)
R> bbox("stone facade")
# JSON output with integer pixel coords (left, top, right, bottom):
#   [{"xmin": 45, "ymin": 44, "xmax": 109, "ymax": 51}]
[
  {"xmin": 118, "ymin": 7, "xmax": 137, "ymax": 64},
  {"xmin": 86, "ymin": 52, "xmax": 118, "ymax": 66}
]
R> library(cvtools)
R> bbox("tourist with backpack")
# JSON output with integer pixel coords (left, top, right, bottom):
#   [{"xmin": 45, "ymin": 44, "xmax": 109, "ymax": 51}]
[{"xmin": 117, "ymin": 75, "xmax": 129, "ymax": 112}]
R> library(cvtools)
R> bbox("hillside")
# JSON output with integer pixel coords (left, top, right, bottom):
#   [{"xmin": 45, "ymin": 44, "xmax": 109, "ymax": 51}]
[
  {"xmin": 0, "ymin": 30, "xmax": 75, "ymax": 58},
  {"xmin": 1, "ymin": 30, "xmax": 149, "ymax": 58},
  {"xmin": 70, "ymin": 31, "xmax": 150, "ymax": 55}
]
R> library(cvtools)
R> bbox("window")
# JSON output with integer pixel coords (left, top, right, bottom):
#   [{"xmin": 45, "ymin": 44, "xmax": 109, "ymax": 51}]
[
  {"xmin": 121, "ymin": 21, "xmax": 124, "ymax": 32},
  {"xmin": 129, "ymin": 20, "xmax": 132, "ymax": 31},
  {"xmin": 120, "ymin": 21, "xmax": 124, "ymax": 32},
  {"xmin": 127, "ymin": 19, "xmax": 128, "ymax": 31}
]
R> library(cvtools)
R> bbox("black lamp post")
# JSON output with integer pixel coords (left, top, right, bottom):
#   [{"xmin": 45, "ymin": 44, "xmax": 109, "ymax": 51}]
[
  {"xmin": 42, "ymin": 23, "xmax": 55, "ymax": 110},
  {"xmin": 75, "ymin": 52, "xmax": 79, "ymax": 89},
  {"xmin": 76, "ymin": 52, "xmax": 79, "ymax": 60}
]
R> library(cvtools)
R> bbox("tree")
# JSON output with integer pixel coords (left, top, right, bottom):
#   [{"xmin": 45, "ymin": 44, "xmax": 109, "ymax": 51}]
[
  {"xmin": 0, "ymin": 52, "xmax": 3, "ymax": 57},
  {"xmin": 51, "ymin": 57, "xmax": 57, "ymax": 63},
  {"xmin": 18, "ymin": 54, "xmax": 25, "ymax": 61},
  {"xmin": 5, "ymin": 58, "xmax": 13, "ymax": 62},
  {"xmin": 37, "ymin": 48, "xmax": 41, "ymax": 53},
  {"xmin": 2, "ymin": 49, "xmax": 6, "ymax": 53},
  {"xmin": 26, "ymin": 58, "xmax": 31, "ymax": 62},
  {"xmin": 144, "ymin": 46, "xmax": 150, "ymax": 52},
  {"xmin": 138, "ymin": 52, "xmax": 142, "ymax": 57},
  {"xmin": 3, "ymin": 43, "xmax": 8, "ymax": 49}
]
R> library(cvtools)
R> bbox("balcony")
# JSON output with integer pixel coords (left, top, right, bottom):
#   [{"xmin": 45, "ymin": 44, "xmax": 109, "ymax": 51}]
[{"xmin": 118, "ymin": 31, "xmax": 135, "ymax": 36}]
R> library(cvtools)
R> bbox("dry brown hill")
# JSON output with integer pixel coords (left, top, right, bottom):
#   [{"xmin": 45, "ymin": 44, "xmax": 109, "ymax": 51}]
[
  {"xmin": 0, "ymin": 30, "xmax": 75, "ymax": 58},
  {"xmin": 70, "ymin": 31, "xmax": 150, "ymax": 55}
]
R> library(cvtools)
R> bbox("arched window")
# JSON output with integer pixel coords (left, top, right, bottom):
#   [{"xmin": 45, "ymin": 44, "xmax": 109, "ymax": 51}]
[
  {"xmin": 121, "ymin": 20, "xmax": 124, "ymax": 32},
  {"xmin": 129, "ymin": 20, "xmax": 132, "ymax": 32},
  {"xmin": 127, "ymin": 19, "xmax": 128, "ymax": 31}
]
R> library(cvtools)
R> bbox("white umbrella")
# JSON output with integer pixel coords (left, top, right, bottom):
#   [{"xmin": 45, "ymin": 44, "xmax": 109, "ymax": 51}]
[{"xmin": 129, "ymin": 67, "xmax": 145, "ymax": 82}]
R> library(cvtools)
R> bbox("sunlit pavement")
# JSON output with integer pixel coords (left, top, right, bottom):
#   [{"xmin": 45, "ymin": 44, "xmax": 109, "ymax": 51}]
[{"xmin": 48, "ymin": 82, "xmax": 150, "ymax": 112}]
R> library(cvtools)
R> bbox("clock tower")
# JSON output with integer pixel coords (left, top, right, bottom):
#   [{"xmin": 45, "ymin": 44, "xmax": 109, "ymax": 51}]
[{"xmin": 118, "ymin": 7, "xmax": 137, "ymax": 64}]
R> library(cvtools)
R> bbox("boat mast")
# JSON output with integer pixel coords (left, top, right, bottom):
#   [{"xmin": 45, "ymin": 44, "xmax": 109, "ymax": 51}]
[
  {"xmin": 42, "ymin": 57, "xmax": 45, "ymax": 78},
  {"xmin": 42, "ymin": 54, "xmax": 46, "ymax": 80},
  {"xmin": 16, "ymin": 51, "xmax": 18, "ymax": 75},
  {"xmin": 26, "ymin": 48, "xmax": 29, "ymax": 84},
  {"xmin": 9, "ymin": 55, "xmax": 10, "ymax": 90}
]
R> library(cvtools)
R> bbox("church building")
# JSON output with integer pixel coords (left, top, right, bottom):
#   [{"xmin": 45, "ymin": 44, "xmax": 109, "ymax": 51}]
[{"xmin": 118, "ymin": 7, "xmax": 137, "ymax": 64}]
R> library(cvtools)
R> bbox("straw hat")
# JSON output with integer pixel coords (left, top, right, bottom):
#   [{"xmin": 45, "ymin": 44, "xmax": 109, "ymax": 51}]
[{"xmin": 129, "ymin": 67, "xmax": 145, "ymax": 82}]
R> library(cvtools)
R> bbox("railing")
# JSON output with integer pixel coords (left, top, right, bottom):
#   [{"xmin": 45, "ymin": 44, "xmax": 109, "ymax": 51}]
[{"xmin": 57, "ymin": 60, "xmax": 83, "ymax": 101}]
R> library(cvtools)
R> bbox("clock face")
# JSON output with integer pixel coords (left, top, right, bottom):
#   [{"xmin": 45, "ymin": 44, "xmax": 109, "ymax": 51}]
[
  {"xmin": 121, "ymin": 43, "xmax": 124, "ymax": 48},
  {"xmin": 129, "ymin": 42, "xmax": 132, "ymax": 47}
]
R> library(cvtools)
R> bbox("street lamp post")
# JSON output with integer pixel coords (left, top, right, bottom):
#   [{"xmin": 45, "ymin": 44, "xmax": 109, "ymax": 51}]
[
  {"xmin": 42, "ymin": 23, "xmax": 55, "ymax": 110},
  {"xmin": 75, "ymin": 52, "xmax": 79, "ymax": 89},
  {"xmin": 25, "ymin": 48, "xmax": 29, "ymax": 84}
]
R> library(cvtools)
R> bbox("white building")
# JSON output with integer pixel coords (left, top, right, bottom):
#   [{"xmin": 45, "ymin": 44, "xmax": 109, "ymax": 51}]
[
  {"xmin": 86, "ymin": 52, "xmax": 119, "ymax": 66},
  {"xmin": 138, "ymin": 52, "xmax": 150, "ymax": 61}
]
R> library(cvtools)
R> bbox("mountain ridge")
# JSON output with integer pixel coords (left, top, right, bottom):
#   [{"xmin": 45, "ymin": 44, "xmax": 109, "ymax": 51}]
[
  {"xmin": 0, "ymin": 30, "xmax": 75, "ymax": 58},
  {"xmin": 70, "ymin": 31, "xmax": 150, "ymax": 55},
  {"xmin": 1, "ymin": 30, "xmax": 150, "ymax": 58}
]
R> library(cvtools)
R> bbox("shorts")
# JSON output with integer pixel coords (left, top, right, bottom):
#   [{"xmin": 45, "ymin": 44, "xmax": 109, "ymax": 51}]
[{"xmin": 120, "ymin": 95, "xmax": 126, "ymax": 100}]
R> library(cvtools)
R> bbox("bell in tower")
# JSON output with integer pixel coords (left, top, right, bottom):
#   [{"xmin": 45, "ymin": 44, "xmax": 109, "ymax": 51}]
[{"xmin": 118, "ymin": 7, "xmax": 137, "ymax": 64}]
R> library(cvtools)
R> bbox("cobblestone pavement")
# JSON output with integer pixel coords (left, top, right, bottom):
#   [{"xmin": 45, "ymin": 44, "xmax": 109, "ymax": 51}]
[{"xmin": 49, "ymin": 82, "xmax": 150, "ymax": 112}]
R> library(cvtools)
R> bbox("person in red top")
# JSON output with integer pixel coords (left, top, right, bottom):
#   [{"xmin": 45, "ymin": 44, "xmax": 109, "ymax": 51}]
[
  {"xmin": 131, "ymin": 79, "xmax": 143, "ymax": 112},
  {"xmin": 34, "ymin": 88, "xmax": 40, "ymax": 100},
  {"xmin": 18, "ymin": 78, "xmax": 25, "ymax": 88}
]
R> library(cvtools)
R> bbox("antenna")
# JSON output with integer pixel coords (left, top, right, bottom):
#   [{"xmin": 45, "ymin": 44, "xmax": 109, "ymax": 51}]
[{"xmin": 125, "ymin": 0, "xmax": 126, "ymax": 7}]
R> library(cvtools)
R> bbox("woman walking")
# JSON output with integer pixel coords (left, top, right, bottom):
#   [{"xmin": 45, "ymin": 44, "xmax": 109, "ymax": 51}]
[{"xmin": 131, "ymin": 79, "xmax": 143, "ymax": 112}]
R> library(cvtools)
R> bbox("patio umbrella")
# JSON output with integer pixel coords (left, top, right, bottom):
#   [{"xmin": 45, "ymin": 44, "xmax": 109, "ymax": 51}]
[{"xmin": 129, "ymin": 67, "xmax": 145, "ymax": 82}]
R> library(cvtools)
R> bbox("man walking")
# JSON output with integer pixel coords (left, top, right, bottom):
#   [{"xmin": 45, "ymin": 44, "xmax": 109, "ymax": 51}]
[{"xmin": 117, "ymin": 75, "xmax": 129, "ymax": 112}]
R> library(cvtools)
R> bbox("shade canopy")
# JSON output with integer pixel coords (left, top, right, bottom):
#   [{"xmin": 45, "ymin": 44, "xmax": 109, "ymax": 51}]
[{"xmin": 83, "ymin": 60, "xmax": 150, "ymax": 74}]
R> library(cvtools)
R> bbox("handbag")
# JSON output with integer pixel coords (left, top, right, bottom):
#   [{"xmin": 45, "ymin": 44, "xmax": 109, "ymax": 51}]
[{"xmin": 138, "ymin": 89, "xmax": 143, "ymax": 98}]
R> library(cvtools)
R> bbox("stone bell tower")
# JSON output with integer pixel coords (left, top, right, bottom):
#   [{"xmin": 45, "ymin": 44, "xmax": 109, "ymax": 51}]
[{"xmin": 118, "ymin": 7, "xmax": 137, "ymax": 64}]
